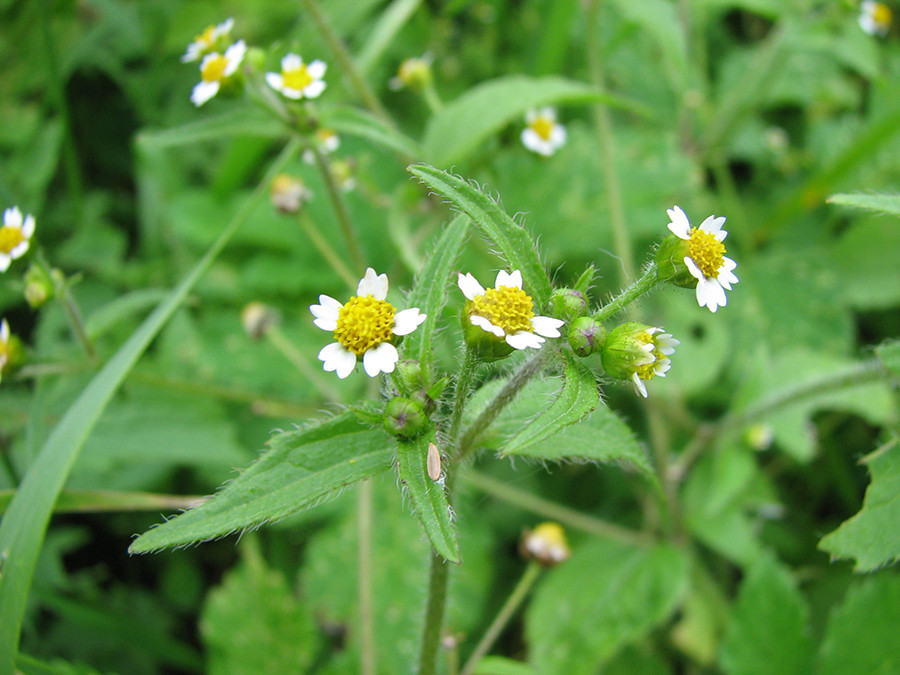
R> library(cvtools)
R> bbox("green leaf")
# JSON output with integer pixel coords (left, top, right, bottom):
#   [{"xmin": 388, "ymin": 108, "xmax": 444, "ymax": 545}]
[
  {"xmin": 718, "ymin": 553, "xmax": 814, "ymax": 675},
  {"xmin": 827, "ymin": 192, "xmax": 900, "ymax": 215},
  {"xmin": 423, "ymin": 75, "xmax": 643, "ymax": 166},
  {"xmin": 877, "ymin": 340, "xmax": 900, "ymax": 380},
  {"xmin": 829, "ymin": 216, "xmax": 900, "ymax": 310},
  {"xmin": 201, "ymin": 545, "xmax": 322, "ymax": 675},
  {"xmin": 472, "ymin": 656, "xmax": 540, "ymax": 675},
  {"xmin": 356, "ymin": 0, "xmax": 423, "ymax": 75},
  {"xmin": 136, "ymin": 109, "xmax": 286, "ymax": 149},
  {"xmin": 404, "ymin": 214, "xmax": 470, "ymax": 376},
  {"xmin": 396, "ymin": 435, "xmax": 460, "ymax": 562},
  {"xmin": 0, "ymin": 490, "xmax": 201, "ymax": 516},
  {"xmin": 129, "ymin": 413, "xmax": 396, "ymax": 553},
  {"xmin": 526, "ymin": 540, "xmax": 688, "ymax": 675},
  {"xmin": 819, "ymin": 441, "xmax": 900, "ymax": 572},
  {"xmin": 610, "ymin": 0, "xmax": 688, "ymax": 89},
  {"xmin": 320, "ymin": 104, "xmax": 423, "ymax": 158},
  {"xmin": 0, "ymin": 138, "xmax": 302, "ymax": 672},
  {"xmin": 817, "ymin": 575, "xmax": 900, "ymax": 675},
  {"xmin": 503, "ymin": 355, "xmax": 599, "ymax": 456},
  {"xmin": 408, "ymin": 164, "xmax": 553, "ymax": 307}
]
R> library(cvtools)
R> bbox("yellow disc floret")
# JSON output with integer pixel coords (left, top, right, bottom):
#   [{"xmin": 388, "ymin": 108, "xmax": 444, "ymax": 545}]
[
  {"xmin": 194, "ymin": 25, "xmax": 216, "ymax": 47},
  {"xmin": 688, "ymin": 228, "xmax": 726, "ymax": 279},
  {"xmin": 468, "ymin": 286, "xmax": 535, "ymax": 334},
  {"xmin": 283, "ymin": 64, "xmax": 314, "ymax": 92},
  {"xmin": 201, "ymin": 55, "xmax": 229, "ymax": 82},
  {"xmin": 334, "ymin": 295, "xmax": 396, "ymax": 356},
  {"xmin": 529, "ymin": 117, "xmax": 555, "ymax": 141},
  {"xmin": 633, "ymin": 333, "xmax": 665, "ymax": 382},
  {"xmin": 873, "ymin": 2, "xmax": 892, "ymax": 26},
  {"xmin": 0, "ymin": 226, "xmax": 25, "ymax": 254}
]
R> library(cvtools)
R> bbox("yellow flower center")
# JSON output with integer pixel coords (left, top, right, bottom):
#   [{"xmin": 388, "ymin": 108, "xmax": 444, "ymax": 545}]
[
  {"xmin": 468, "ymin": 286, "xmax": 535, "ymax": 335},
  {"xmin": 201, "ymin": 54, "xmax": 229, "ymax": 82},
  {"xmin": 283, "ymin": 64, "xmax": 314, "ymax": 92},
  {"xmin": 633, "ymin": 334, "xmax": 665, "ymax": 381},
  {"xmin": 0, "ymin": 226, "xmax": 25, "ymax": 254},
  {"xmin": 529, "ymin": 117, "xmax": 555, "ymax": 141},
  {"xmin": 334, "ymin": 295, "xmax": 396, "ymax": 356},
  {"xmin": 194, "ymin": 25, "xmax": 216, "ymax": 47},
  {"xmin": 688, "ymin": 228, "xmax": 726, "ymax": 279},
  {"xmin": 873, "ymin": 2, "xmax": 892, "ymax": 26}
]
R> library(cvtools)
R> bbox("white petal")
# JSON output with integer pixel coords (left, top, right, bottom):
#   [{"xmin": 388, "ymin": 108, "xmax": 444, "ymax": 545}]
[
  {"xmin": 191, "ymin": 80, "xmax": 220, "ymax": 106},
  {"xmin": 358, "ymin": 268, "xmax": 388, "ymax": 299},
  {"xmin": 683, "ymin": 256, "xmax": 705, "ymax": 282},
  {"xmin": 696, "ymin": 278, "xmax": 726, "ymax": 313},
  {"xmin": 363, "ymin": 342, "xmax": 398, "ymax": 376},
  {"xmin": 550, "ymin": 124, "xmax": 567, "ymax": 147},
  {"xmin": 4, "ymin": 207, "xmax": 22, "ymax": 228},
  {"xmin": 457, "ymin": 272, "xmax": 485, "ymax": 300},
  {"xmin": 393, "ymin": 308, "xmax": 426, "ymax": 336},
  {"xmin": 9, "ymin": 240, "xmax": 29, "ymax": 259},
  {"xmin": 281, "ymin": 86, "xmax": 304, "ymax": 100},
  {"xmin": 654, "ymin": 358, "xmax": 672, "ymax": 376},
  {"xmin": 470, "ymin": 315, "xmax": 505, "ymax": 337},
  {"xmin": 666, "ymin": 206, "xmax": 691, "ymax": 239},
  {"xmin": 531, "ymin": 315, "xmax": 564, "ymax": 338},
  {"xmin": 522, "ymin": 128, "xmax": 553, "ymax": 156},
  {"xmin": 506, "ymin": 331, "xmax": 544, "ymax": 350},
  {"xmin": 303, "ymin": 80, "xmax": 326, "ymax": 99},
  {"xmin": 0, "ymin": 254, "xmax": 10, "ymax": 272},
  {"xmin": 631, "ymin": 373, "xmax": 649, "ymax": 398},
  {"xmin": 265, "ymin": 72, "xmax": 284, "ymax": 91},
  {"xmin": 307, "ymin": 60, "xmax": 327, "ymax": 78},
  {"xmin": 699, "ymin": 214, "xmax": 726, "ymax": 235},
  {"xmin": 282, "ymin": 53, "xmax": 302, "ymax": 71},
  {"xmin": 1, "ymin": 319, "xmax": 8, "ymax": 341},
  {"xmin": 310, "ymin": 297, "xmax": 340, "ymax": 329},
  {"xmin": 495, "ymin": 269, "xmax": 522, "ymax": 289},
  {"xmin": 21, "ymin": 214, "xmax": 35, "ymax": 238},
  {"xmin": 319, "ymin": 342, "xmax": 357, "ymax": 379},
  {"xmin": 223, "ymin": 40, "xmax": 247, "ymax": 74}
]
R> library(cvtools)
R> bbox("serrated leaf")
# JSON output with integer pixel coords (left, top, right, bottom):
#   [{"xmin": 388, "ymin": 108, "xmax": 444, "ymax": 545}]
[
  {"xmin": 819, "ymin": 441, "xmax": 900, "ymax": 572},
  {"xmin": 320, "ymin": 104, "xmax": 423, "ymax": 158},
  {"xmin": 526, "ymin": 540, "xmax": 688, "ymax": 675},
  {"xmin": 718, "ymin": 553, "xmax": 814, "ymax": 675},
  {"xmin": 827, "ymin": 192, "xmax": 900, "ymax": 215},
  {"xmin": 129, "ymin": 413, "xmax": 395, "ymax": 552},
  {"xmin": 503, "ymin": 356, "xmax": 598, "ymax": 456},
  {"xmin": 422, "ymin": 75, "xmax": 643, "ymax": 166},
  {"xmin": 136, "ymin": 109, "xmax": 286, "ymax": 148},
  {"xmin": 404, "ymin": 214, "xmax": 470, "ymax": 376},
  {"xmin": 396, "ymin": 435, "xmax": 460, "ymax": 562},
  {"xmin": 408, "ymin": 165, "xmax": 553, "ymax": 307},
  {"xmin": 817, "ymin": 575, "xmax": 900, "ymax": 675}
]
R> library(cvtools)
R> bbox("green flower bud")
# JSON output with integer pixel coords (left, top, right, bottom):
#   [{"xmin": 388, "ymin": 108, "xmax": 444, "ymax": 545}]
[
  {"xmin": 246, "ymin": 47, "xmax": 267, "ymax": 72},
  {"xmin": 550, "ymin": 287, "xmax": 588, "ymax": 322},
  {"xmin": 383, "ymin": 396, "xmax": 429, "ymax": 440},
  {"xmin": 461, "ymin": 312, "xmax": 515, "ymax": 362},
  {"xmin": 568, "ymin": 316, "xmax": 606, "ymax": 357},
  {"xmin": 23, "ymin": 262, "xmax": 56, "ymax": 308},
  {"xmin": 600, "ymin": 322, "xmax": 679, "ymax": 398},
  {"xmin": 655, "ymin": 233, "xmax": 696, "ymax": 288}
]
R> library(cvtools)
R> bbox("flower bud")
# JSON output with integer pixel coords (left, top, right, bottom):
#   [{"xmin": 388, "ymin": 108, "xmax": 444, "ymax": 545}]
[
  {"xmin": 0, "ymin": 319, "xmax": 25, "ymax": 380},
  {"xmin": 23, "ymin": 262, "xmax": 56, "ymax": 308},
  {"xmin": 246, "ymin": 46, "xmax": 266, "ymax": 72},
  {"xmin": 241, "ymin": 302, "xmax": 280, "ymax": 339},
  {"xmin": 461, "ymin": 311, "xmax": 515, "ymax": 362},
  {"xmin": 383, "ymin": 396, "xmax": 429, "ymax": 440},
  {"xmin": 655, "ymin": 233, "xmax": 697, "ymax": 288},
  {"xmin": 568, "ymin": 316, "xmax": 606, "ymax": 357},
  {"xmin": 600, "ymin": 322, "xmax": 678, "ymax": 398},
  {"xmin": 390, "ymin": 56, "xmax": 433, "ymax": 91},
  {"xmin": 520, "ymin": 522, "xmax": 570, "ymax": 566},
  {"xmin": 270, "ymin": 174, "xmax": 312, "ymax": 215},
  {"xmin": 550, "ymin": 287, "xmax": 588, "ymax": 322}
]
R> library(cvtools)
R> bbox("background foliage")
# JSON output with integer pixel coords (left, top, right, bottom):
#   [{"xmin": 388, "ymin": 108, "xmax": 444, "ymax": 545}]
[{"xmin": 1, "ymin": 0, "xmax": 899, "ymax": 674}]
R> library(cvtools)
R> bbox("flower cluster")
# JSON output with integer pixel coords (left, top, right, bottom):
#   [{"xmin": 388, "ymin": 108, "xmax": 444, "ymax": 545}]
[{"xmin": 859, "ymin": 1, "xmax": 892, "ymax": 36}]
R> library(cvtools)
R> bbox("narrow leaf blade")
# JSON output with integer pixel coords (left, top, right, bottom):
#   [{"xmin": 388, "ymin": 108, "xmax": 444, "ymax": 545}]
[
  {"xmin": 129, "ymin": 413, "xmax": 395, "ymax": 553},
  {"xmin": 409, "ymin": 164, "xmax": 553, "ymax": 307},
  {"xmin": 827, "ymin": 192, "xmax": 900, "ymax": 216},
  {"xmin": 396, "ymin": 436, "xmax": 460, "ymax": 562}
]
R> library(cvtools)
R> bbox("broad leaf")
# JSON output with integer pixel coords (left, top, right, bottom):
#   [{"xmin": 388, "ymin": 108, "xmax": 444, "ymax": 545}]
[
  {"xmin": 409, "ymin": 165, "xmax": 553, "ymax": 307},
  {"xmin": 422, "ymin": 75, "xmax": 642, "ymax": 166},
  {"xmin": 320, "ymin": 104, "xmax": 423, "ymax": 158},
  {"xmin": 827, "ymin": 192, "xmax": 900, "ymax": 215},
  {"xmin": 129, "ymin": 413, "xmax": 395, "ymax": 552},
  {"xmin": 526, "ymin": 539, "xmax": 688, "ymax": 675},
  {"xmin": 718, "ymin": 553, "xmax": 814, "ymax": 675},
  {"xmin": 404, "ymin": 214, "xmax": 470, "ymax": 376},
  {"xmin": 137, "ymin": 109, "xmax": 286, "ymax": 148},
  {"xmin": 503, "ymin": 355, "xmax": 599, "ymax": 456},
  {"xmin": 396, "ymin": 435, "xmax": 460, "ymax": 562},
  {"xmin": 819, "ymin": 441, "xmax": 900, "ymax": 572}
]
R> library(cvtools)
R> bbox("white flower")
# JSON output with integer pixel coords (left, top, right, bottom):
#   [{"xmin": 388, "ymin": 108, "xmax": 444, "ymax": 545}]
[
  {"xmin": 601, "ymin": 323, "xmax": 678, "ymax": 398},
  {"xmin": 859, "ymin": 1, "xmax": 891, "ymax": 36},
  {"xmin": 0, "ymin": 207, "xmax": 36, "ymax": 272},
  {"xmin": 458, "ymin": 270, "xmax": 564, "ymax": 350},
  {"xmin": 191, "ymin": 40, "xmax": 246, "ymax": 107},
  {"xmin": 301, "ymin": 128, "xmax": 341, "ymax": 164},
  {"xmin": 521, "ymin": 108, "xmax": 567, "ymax": 156},
  {"xmin": 310, "ymin": 268, "xmax": 426, "ymax": 379},
  {"xmin": 181, "ymin": 18, "xmax": 234, "ymax": 62},
  {"xmin": 666, "ymin": 205, "xmax": 739, "ymax": 313},
  {"xmin": 266, "ymin": 54, "xmax": 327, "ymax": 100},
  {"xmin": 628, "ymin": 328, "xmax": 678, "ymax": 398}
]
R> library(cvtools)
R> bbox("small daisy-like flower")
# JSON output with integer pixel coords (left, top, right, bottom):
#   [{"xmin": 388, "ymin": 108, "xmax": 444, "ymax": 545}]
[
  {"xmin": 458, "ymin": 270, "xmax": 564, "ymax": 351},
  {"xmin": 521, "ymin": 107, "xmax": 567, "ymax": 156},
  {"xmin": 663, "ymin": 205, "xmax": 739, "ymax": 313},
  {"xmin": 302, "ymin": 128, "xmax": 341, "ymax": 164},
  {"xmin": 191, "ymin": 40, "xmax": 247, "ymax": 107},
  {"xmin": 389, "ymin": 55, "xmax": 433, "ymax": 91},
  {"xmin": 0, "ymin": 207, "xmax": 36, "ymax": 272},
  {"xmin": 181, "ymin": 18, "xmax": 235, "ymax": 62},
  {"xmin": 521, "ymin": 522, "xmax": 571, "ymax": 566},
  {"xmin": 859, "ymin": 1, "xmax": 892, "ymax": 36},
  {"xmin": 311, "ymin": 268, "xmax": 426, "ymax": 379},
  {"xmin": 266, "ymin": 54, "xmax": 327, "ymax": 100},
  {"xmin": 270, "ymin": 174, "xmax": 313, "ymax": 214},
  {"xmin": 600, "ymin": 322, "xmax": 678, "ymax": 398}
]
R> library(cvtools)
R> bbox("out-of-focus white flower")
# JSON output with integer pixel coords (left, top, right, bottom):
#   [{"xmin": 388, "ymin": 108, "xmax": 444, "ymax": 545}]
[
  {"xmin": 521, "ymin": 108, "xmax": 567, "ymax": 156},
  {"xmin": 266, "ymin": 54, "xmax": 327, "ymax": 100},
  {"xmin": 0, "ymin": 207, "xmax": 35, "ymax": 272},
  {"xmin": 181, "ymin": 18, "xmax": 235, "ymax": 62},
  {"xmin": 191, "ymin": 40, "xmax": 247, "ymax": 106}
]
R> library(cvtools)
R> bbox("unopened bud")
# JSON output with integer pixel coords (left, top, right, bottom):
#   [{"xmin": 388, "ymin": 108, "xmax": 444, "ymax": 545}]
[
  {"xmin": 271, "ymin": 174, "xmax": 312, "ymax": 214},
  {"xmin": 23, "ymin": 262, "xmax": 56, "ymax": 308},
  {"xmin": 390, "ymin": 56, "xmax": 433, "ymax": 91},
  {"xmin": 520, "ymin": 522, "xmax": 570, "ymax": 566},
  {"xmin": 241, "ymin": 302, "xmax": 280, "ymax": 339},
  {"xmin": 383, "ymin": 396, "xmax": 428, "ymax": 440},
  {"xmin": 568, "ymin": 316, "xmax": 606, "ymax": 357},
  {"xmin": 550, "ymin": 287, "xmax": 588, "ymax": 322}
]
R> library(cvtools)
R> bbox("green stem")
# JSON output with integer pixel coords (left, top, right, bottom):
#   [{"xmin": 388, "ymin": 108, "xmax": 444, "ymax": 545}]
[
  {"xmin": 300, "ymin": 0, "xmax": 396, "ymax": 128},
  {"xmin": 417, "ymin": 551, "xmax": 451, "ymax": 675},
  {"xmin": 447, "ymin": 349, "xmax": 480, "ymax": 453},
  {"xmin": 357, "ymin": 479, "xmax": 376, "ymax": 675},
  {"xmin": 422, "ymin": 81, "xmax": 444, "ymax": 115},
  {"xmin": 36, "ymin": 251, "xmax": 97, "ymax": 363},
  {"xmin": 265, "ymin": 325, "xmax": 341, "ymax": 402},
  {"xmin": 463, "ymin": 470, "xmax": 651, "ymax": 546},
  {"xmin": 297, "ymin": 212, "xmax": 358, "ymax": 290},
  {"xmin": 586, "ymin": 0, "xmax": 634, "ymax": 284},
  {"xmin": 309, "ymin": 145, "xmax": 366, "ymax": 275},
  {"xmin": 459, "ymin": 562, "xmax": 542, "ymax": 675},
  {"xmin": 593, "ymin": 263, "xmax": 660, "ymax": 324}
]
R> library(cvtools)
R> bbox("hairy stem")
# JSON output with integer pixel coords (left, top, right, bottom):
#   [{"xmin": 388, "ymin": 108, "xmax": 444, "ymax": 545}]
[
  {"xmin": 593, "ymin": 263, "xmax": 660, "ymax": 324},
  {"xmin": 357, "ymin": 480, "xmax": 376, "ymax": 675},
  {"xmin": 417, "ymin": 551, "xmax": 451, "ymax": 675}
]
